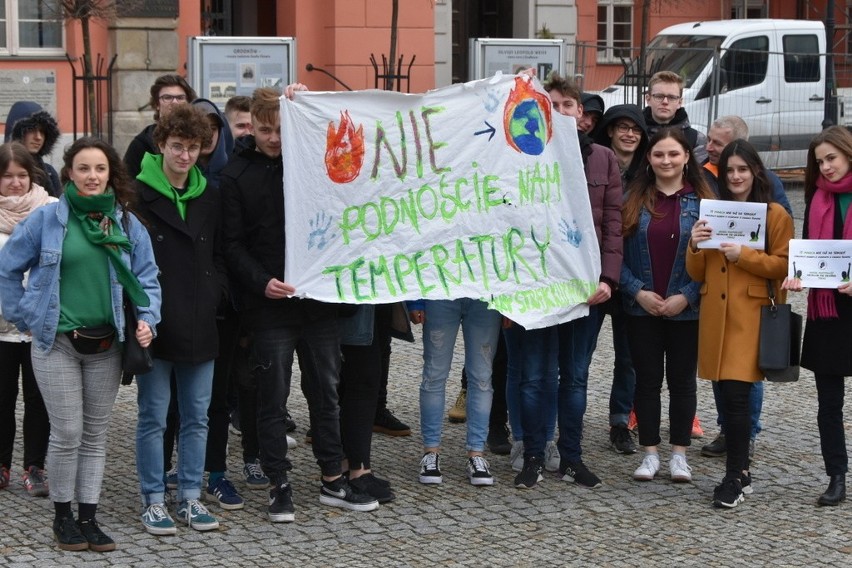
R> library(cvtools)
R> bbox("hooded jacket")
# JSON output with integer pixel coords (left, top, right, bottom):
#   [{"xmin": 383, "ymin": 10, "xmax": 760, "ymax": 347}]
[
  {"xmin": 593, "ymin": 104, "xmax": 649, "ymax": 185},
  {"xmin": 642, "ymin": 106, "xmax": 709, "ymax": 165},
  {"xmin": 4, "ymin": 101, "xmax": 62, "ymax": 197},
  {"xmin": 124, "ymin": 123, "xmax": 157, "ymax": 181},
  {"xmin": 190, "ymin": 98, "xmax": 234, "ymax": 189}
]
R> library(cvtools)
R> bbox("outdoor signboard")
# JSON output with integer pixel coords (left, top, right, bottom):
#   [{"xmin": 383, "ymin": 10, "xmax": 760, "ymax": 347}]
[
  {"xmin": 468, "ymin": 38, "xmax": 565, "ymax": 81},
  {"xmin": 187, "ymin": 36, "xmax": 296, "ymax": 105}
]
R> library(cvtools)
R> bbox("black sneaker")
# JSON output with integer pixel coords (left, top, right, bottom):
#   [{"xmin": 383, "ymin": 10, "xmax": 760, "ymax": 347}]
[
  {"xmin": 701, "ymin": 433, "xmax": 727, "ymax": 457},
  {"xmin": 305, "ymin": 429, "xmax": 313, "ymax": 445},
  {"xmin": 373, "ymin": 408, "xmax": 411, "ymax": 437},
  {"xmin": 515, "ymin": 456, "xmax": 544, "ymax": 489},
  {"xmin": 53, "ymin": 513, "xmax": 88, "ymax": 551},
  {"xmin": 713, "ymin": 477, "xmax": 744, "ymax": 508},
  {"xmin": 560, "ymin": 460, "xmax": 602, "ymax": 489},
  {"xmin": 609, "ymin": 425, "xmax": 637, "ymax": 454},
  {"xmin": 348, "ymin": 473, "xmax": 395, "ymax": 503},
  {"xmin": 268, "ymin": 479, "xmax": 295, "ymax": 523},
  {"xmin": 466, "ymin": 456, "xmax": 494, "ymax": 486},
  {"xmin": 419, "ymin": 452, "xmax": 443, "ymax": 484},
  {"xmin": 319, "ymin": 477, "xmax": 379, "ymax": 511},
  {"xmin": 487, "ymin": 423, "xmax": 512, "ymax": 455},
  {"xmin": 285, "ymin": 411, "xmax": 297, "ymax": 433},
  {"xmin": 76, "ymin": 518, "xmax": 116, "ymax": 552}
]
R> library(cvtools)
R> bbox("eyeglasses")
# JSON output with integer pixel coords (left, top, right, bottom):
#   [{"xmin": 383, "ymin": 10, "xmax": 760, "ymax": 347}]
[
  {"xmin": 615, "ymin": 123, "xmax": 643, "ymax": 135},
  {"xmin": 166, "ymin": 143, "xmax": 202, "ymax": 156},
  {"xmin": 648, "ymin": 93, "xmax": 681, "ymax": 103},
  {"xmin": 159, "ymin": 94, "xmax": 188, "ymax": 103}
]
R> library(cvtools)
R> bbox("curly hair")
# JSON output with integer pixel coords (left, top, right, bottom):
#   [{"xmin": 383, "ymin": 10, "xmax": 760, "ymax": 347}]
[
  {"xmin": 152, "ymin": 105, "xmax": 213, "ymax": 149},
  {"xmin": 0, "ymin": 142, "xmax": 38, "ymax": 184},
  {"xmin": 61, "ymin": 137, "xmax": 135, "ymax": 209}
]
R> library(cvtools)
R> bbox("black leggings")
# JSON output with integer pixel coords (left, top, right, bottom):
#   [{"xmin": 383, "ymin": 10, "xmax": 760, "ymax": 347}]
[{"xmin": 815, "ymin": 374, "xmax": 849, "ymax": 476}]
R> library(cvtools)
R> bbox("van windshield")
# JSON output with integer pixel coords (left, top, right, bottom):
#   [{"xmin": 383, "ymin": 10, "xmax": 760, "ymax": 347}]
[{"xmin": 616, "ymin": 35, "xmax": 723, "ymax": 88}]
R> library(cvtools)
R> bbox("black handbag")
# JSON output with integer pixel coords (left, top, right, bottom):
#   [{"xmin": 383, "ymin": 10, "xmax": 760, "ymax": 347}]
[
  {"xmin": 121, "ymin": 294, "xmax": 153, "ymax": 382},
  {"xmin": 758, "ymin": 280, "xmax": 802, "ymax": 382}
]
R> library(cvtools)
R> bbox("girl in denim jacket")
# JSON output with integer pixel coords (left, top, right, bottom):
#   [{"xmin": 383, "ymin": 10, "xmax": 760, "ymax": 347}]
[{"xmin": 620, "ymin": 128, "xmax": 714, "ymax": 485}]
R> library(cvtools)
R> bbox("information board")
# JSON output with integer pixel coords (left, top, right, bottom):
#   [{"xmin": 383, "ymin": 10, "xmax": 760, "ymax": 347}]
[
  {"xmin": 187, "ymin": 37, "xmax": 296, "ymax": 105},
  {"xmin": 469, "ymin": 39, "xmax": 565, "ymax": 81},
  {"xmin": 0, "ymin": 70, "xmax": 57, "ymax": 123}
]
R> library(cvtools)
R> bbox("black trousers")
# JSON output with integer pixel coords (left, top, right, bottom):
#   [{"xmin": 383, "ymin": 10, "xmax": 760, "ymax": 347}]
[
  {"xmin": 626, "ymin": 316, "xmax": 697, "ymax": 448},
  {"xmin": 339, "ymin": 305, "xmax": 392, "ymax": 470},
  {"xmin": 815, "ymin": 374, "xmax": 849, "ymax": 476},
  {"xmin": 718, "ymin": 380, "xmax": 753, "ymax": 478},
  {"xmin": 0, "ymin": 341, "xmax": 49, "ymax": 469}
]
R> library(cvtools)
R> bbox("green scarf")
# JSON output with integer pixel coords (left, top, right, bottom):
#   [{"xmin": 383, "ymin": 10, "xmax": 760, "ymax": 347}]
[
  {"xmin": 136, "ymin": 152, "xmax": 207, "ymax": 220},
  {"xmin": 63, "ymin": 182, "xmax": 150, "ymax": 307}
]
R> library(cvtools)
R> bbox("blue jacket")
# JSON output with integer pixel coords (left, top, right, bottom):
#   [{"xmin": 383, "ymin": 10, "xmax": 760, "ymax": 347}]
[
  {"xmin": 619, "ymin": 191, "xmax": 702, "ymax": 320},
  {"xmin": 0, "ymin": 197, "xmax": 162, "ymax": 353}
]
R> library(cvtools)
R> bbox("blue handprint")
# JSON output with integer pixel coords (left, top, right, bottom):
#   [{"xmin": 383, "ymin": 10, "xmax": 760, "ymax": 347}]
[
  {"xmin": 481, "ymin": 87, "xmax": 501, "ymax": 113},
  {"xmin": 559, "ymin": 218, "xmax": 582, "ymax": 248},
  {"xmin": 307, "ymin": 210, "xmax": 337, "ymax": 251}
]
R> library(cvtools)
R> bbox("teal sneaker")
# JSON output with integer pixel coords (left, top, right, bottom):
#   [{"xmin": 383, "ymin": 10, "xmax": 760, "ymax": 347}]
[
  {"xmin": 206, "ymin": 477, "xmax": 244, "ymax": 510},
  {"xmin": 176, "ymin": 499, "xmax": 219, "ymax": 531},
  {"xmin": 141, "ymin": 503, "xmax": 177, "ymax": 536}
]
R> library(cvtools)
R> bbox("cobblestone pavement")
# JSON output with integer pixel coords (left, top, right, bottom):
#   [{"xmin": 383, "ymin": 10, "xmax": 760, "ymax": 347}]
[{"xmin": 3, "ymin": 186, "xmax": 852, "ymax": 567}]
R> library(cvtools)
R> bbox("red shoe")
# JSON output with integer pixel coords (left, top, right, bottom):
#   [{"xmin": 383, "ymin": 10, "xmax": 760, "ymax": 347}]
[
  {"xmin": 691, "ymin": 415, "xmax": 704, "ymax": 438},
  {"xmin": 627, "ymin": 409, "xmax": 638, "ymax": 432}
]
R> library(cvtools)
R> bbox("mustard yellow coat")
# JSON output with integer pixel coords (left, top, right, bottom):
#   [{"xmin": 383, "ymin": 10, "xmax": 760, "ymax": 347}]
[{"xmin": 685, "ymin": 202, "xmax": 794, "ymax": 382}]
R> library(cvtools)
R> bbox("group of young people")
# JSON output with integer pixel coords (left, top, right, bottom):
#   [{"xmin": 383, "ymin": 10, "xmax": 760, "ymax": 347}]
[{"xmin": 1, "ymin": 67, "xmax": 851, "ymax": 552}]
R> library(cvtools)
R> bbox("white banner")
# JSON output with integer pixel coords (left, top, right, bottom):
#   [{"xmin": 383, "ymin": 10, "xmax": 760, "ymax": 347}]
[{"xmin": 281, "ymin": 73, "xmax": 600, "ymax": 329}]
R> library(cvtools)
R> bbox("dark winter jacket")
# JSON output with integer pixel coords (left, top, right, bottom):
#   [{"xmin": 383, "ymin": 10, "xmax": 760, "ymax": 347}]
[
  {"xmin": 124, "ymin": 123, "xmax": 158, "ymax": 180},
  {"xmin": 219, "ymin": 137, "xmax": 340, "ymax": 331},
  {"xmin": 191, "ymin": 98, "xmax": 234, "ymax": 189},
  {"xmin": 593, "ymin": 104, "xmax": 649, "ymax": 185},
  {"xmin": 133, "ymin": 158, "xmax": 228, "ymax": 364},
  {"xmin": 642, "ymin": 106, "xmax": 709, "ymax": 165},
  {"xmin": 4, "ymin": 101, "xmax": 62, "ymax": 197},
  {"xmin": 578, "ymin": 132, "xmax": 623, "ymax": 289}
]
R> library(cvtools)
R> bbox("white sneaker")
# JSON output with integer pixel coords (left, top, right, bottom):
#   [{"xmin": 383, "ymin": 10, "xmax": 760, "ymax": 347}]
[
  {"xmin": 544, "ymin": 441, "xmax": 560, "ymax": 472},
  {"xmin": 286, "ymin": 435, "xmax": 297, "ymax": 449},
  {"xmin": 669, "ymin": 453, "xmax": 692, "ymax": 482},
  {"xmin": 633, "ymin": 453, "xmax": 660, "ymax": 481},
  {"xmin": 510, "ymin": 440, "xmax": 524, "ymax": 472}
]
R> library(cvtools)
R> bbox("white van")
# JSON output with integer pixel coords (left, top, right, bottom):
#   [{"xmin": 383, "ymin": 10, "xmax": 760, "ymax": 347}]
[{"xmin": 596, "ymin": 19, "xmax": 832, "ymax": 169}]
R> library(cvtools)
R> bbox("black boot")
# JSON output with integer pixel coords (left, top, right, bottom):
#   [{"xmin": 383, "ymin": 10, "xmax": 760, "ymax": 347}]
[{"xmin": 817, "ymin": 474, "xmax": 847, "ymax": 506}]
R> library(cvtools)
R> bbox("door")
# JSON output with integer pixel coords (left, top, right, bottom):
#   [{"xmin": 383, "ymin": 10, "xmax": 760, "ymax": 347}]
[{"xmin": 452, "ymin": 0, "xmax": 514, "ymax": 83}]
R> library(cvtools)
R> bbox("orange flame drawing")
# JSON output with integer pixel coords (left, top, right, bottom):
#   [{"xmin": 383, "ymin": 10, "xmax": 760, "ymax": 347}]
[
  {"xmin": 503, "ymin": 76, "xmax": 552, "ymax": 155},
  {"xmin": 325, "ymin": 110, "xmax": 365, "ymax": 184}
]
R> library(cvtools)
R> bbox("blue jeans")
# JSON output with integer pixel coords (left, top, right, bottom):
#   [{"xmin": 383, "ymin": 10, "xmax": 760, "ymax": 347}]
[
  {"xmin": 504, "ymin": 324, "xmax": 558, "ymax": 459},
  {"xmin": 712, "ymin": 380, "xmax": 763, "ymax": 439},
  {"xmin": 420, "ymin": 299, "xmax": 500, "ymax": 452},
  {"xmin": 556, "ymin": 305, "xmax": 604, "ymax": 464},
  {"xmin": 252, "ymin": 320, "xmax": 344, "ymax": 479},
  {"xmin": 506, "ymin": 344, "xmax": 557, "ymax": 443},
  {"xmin": 606, "ymin": 304, "xmax": 636, "ymax": 427},
  {"xmin": 136, "ymin": 359, "xmax": 214, "ymax": 506}
]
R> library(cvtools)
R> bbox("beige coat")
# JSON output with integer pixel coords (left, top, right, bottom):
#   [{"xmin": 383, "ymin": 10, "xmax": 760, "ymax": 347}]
[{"xmin": 686, "ymin": 202, "xmax": 794, "ymax": 382}]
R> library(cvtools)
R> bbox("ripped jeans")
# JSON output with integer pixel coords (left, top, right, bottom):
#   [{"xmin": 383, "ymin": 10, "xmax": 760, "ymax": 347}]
[{"xmin": 419, "ymin": 299, "xmax": 501, "ymax": 452}]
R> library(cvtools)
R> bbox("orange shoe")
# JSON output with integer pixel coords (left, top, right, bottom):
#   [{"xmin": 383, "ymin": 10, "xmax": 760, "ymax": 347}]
[
  {"xmin": 627, "ymin": 409, "xmax": 638, "ymax": 432},
  {"xmin": 691, "ymin": 415, "xmax": 704, "ymax": 438}
]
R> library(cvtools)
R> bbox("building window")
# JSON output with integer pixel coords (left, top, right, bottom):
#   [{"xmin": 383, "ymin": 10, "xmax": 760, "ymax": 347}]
[
  {"xmin": 730, "ymin": 0, "xmax": 767, "ymax": 19},
  {"xmin": 597, "ymin": 0, "xmax": 633, "ymax": 64},
  {"xmin": 1, "ymin": 0, "xmax": 64, "ymax": 56}
]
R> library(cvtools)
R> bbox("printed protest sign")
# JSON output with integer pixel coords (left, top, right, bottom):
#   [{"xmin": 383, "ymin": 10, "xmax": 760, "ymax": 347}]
[
  {"xmin": 281, "ymin": 73, "xmax": 600, "ymax": 329},
  {"xmin": 789, "ymin": 239, "xmax": 852, "ymax": 288},
  {"xmin": 697, "ymin": 200, "xmax": 767, "ymax": 250}
]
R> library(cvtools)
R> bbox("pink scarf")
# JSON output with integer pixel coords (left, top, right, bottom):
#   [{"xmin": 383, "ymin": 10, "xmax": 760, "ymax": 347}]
[
  {"xmin": 0, "ymin": 183, "xmax": 55, "ymax": 235},
  {"xmin": 807, "ymin": 173, "xmax": 852, "ymax": 319}
]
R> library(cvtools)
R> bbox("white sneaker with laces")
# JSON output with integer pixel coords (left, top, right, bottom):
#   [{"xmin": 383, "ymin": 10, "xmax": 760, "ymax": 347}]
[
  {"xmin": 544, "ymin": 441, "xmax": 560, "ymax": 472},
  {"xmin": 669, "ymin": 453, "xmax": 692, "ymax": 482},
  {"xmin": 633, "ymin": 453, "xmax": 660, "ymax": 481}
]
